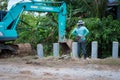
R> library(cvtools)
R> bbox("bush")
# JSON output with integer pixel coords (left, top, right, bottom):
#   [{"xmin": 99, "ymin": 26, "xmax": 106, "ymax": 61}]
[{"xmin": 84, "ymin": 16, "xmax": 120, "ymax": 58}]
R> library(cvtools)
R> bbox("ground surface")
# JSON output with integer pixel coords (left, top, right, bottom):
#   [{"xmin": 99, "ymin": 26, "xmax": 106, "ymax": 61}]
[{"xmin": 0, "ymin": 56, "xmax": 120, "ymax": 80}]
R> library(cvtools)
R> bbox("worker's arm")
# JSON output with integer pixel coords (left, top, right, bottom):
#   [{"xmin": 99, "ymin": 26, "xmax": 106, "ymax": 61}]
[{"xmin": 71, "ymin": 28, "xmax": 77, "ymax": 36}]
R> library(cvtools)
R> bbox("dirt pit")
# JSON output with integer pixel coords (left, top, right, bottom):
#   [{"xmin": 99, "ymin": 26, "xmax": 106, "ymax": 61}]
[{"xmin": 0, "ymin": 56, "xmax": 120, "ymax": 80}]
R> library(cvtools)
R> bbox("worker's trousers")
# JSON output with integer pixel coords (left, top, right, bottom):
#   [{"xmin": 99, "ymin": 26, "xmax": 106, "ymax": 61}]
[{"xmin": 77, "ymin": 40, "xmax": 87, "ymax": 59}]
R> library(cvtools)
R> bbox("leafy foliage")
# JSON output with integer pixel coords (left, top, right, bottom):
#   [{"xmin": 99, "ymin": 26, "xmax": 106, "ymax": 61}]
[
  {"xmin": 15, "ymin": 13, "xmax": 58, "ymax": 56},
  {"xmin": 55, "ymin": 0, "xmax": 108, "ymax": 18},
  {"xmin": 84, "ymin": 16, "xmax": 120, "ymax": 58},
  {"xmin": 0, "ymin": 0, "xmax": 7, "ymax": 10}
]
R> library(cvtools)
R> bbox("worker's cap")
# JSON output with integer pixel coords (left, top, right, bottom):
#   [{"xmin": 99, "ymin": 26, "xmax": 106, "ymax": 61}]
[{"xmin": 77, "ymin": 20, "xmax": 84, "ymax": 25}]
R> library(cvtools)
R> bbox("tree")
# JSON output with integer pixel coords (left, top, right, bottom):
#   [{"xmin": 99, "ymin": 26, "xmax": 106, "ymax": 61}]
[{"xmin": 55, "ymin": 0, "xmax": 108, "ymax": 18}]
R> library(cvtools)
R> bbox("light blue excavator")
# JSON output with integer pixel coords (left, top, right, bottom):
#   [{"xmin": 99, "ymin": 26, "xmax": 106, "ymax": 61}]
[{"xmin": 0, "ymin": 0, "xmax": 71, "ymax": 54}]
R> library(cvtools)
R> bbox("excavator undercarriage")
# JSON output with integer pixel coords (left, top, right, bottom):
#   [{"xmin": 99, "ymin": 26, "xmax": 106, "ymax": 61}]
[{"xmin": 0, "ymin": 43, "xmax": 33, "ymax": 56}]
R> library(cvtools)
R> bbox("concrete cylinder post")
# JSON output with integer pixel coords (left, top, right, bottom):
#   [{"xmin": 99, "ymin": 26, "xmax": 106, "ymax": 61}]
[
  {"xmin": 53, "ymin": 43, "xmax": 60, "ymax": 57},
  {"xmin": 71, "ymin": 42, "xmax": 78, "ymax": 58},
  {"xmin": 37, "ymin": 44, "xmax": 44, "ymax": 58},
  {"xmin": 112, "ymin": 41, "xmax": 119, "ymax": 59},
  {"xmin": 91, "ymin": 41, "xmax": 98, "ymax": 59}
]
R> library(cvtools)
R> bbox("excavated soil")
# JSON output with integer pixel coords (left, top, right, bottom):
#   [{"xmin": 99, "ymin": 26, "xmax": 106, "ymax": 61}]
[{"xmin": 0, "ymin": 55, "xmax": 120, "ymax": 80}]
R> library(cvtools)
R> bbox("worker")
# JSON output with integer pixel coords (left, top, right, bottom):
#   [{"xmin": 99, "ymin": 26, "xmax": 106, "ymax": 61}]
[{"xmin": 71, "ymin": 20, "xmax": 89, "ymax": 59}]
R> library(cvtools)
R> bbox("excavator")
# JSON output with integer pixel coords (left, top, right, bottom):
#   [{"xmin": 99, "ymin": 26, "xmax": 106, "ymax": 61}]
[{"xmin": 0, "ymin": 0, "xmax": 72, "ymax": 55}]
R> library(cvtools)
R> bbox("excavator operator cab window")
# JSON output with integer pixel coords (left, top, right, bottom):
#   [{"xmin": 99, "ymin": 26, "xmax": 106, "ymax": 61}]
[{"xmin": 0, "ymin": 11, "xmax": 7, "ymax": 21}]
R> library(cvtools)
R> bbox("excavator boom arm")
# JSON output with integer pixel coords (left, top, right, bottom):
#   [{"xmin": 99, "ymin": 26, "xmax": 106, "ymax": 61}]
[{"xmin": 0, "ymin": 1, "xmax": 66, "ymax": 42}]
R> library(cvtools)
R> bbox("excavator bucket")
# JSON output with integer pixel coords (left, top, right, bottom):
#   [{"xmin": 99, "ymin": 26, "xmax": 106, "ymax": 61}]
[
  {"xmin": 16, "ymin": 43, "xmax": 33, "ymax": 56},
  {"xmin": 59, "ymin": 39, "xmax": 73, "ymax": 54}
]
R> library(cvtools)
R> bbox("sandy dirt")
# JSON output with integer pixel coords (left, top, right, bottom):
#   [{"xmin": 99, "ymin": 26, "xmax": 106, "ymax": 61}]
[{"xmin": 0, "ymin": 56, "xmax": 120, "ymax": 80}]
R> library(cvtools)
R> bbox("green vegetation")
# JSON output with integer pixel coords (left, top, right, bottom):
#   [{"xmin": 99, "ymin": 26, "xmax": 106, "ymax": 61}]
[
  {"xmin": 0, "ymin": 0, "xmax": 7, "ymax": 10},
  {"xmin": 84, "ymin": 16, "xmax": 120, "ymax": 58},
  {"xmin": 15, "ymin": 13, "xmax": 58, "ymax": 56}
]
